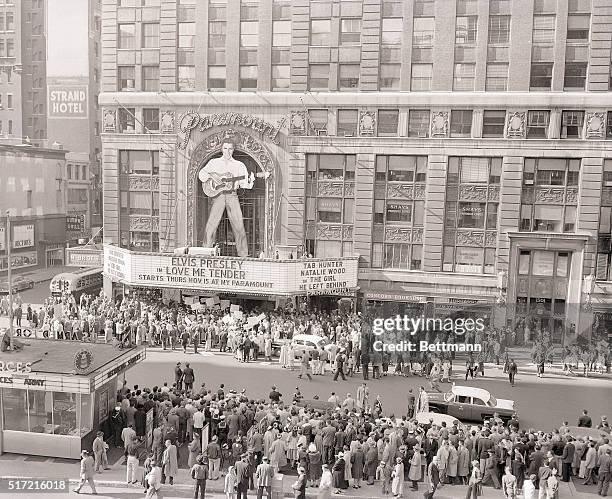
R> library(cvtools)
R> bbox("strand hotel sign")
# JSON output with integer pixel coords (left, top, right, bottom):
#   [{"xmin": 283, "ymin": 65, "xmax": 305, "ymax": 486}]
[{"xmin": 104, "ymin": 245, "xmax": 358, "ymax": 296}]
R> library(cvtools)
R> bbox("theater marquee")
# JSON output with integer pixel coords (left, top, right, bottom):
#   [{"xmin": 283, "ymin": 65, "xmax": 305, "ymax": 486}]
[{"xmin": 104, "ymin": 245, "xmax": 359, "ymax": 296}]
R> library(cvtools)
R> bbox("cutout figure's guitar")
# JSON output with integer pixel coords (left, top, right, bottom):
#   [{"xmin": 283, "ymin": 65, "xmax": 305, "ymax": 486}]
[{"xmin": 202, "ymin": 171, "xmax": 270, "ymax": 197}]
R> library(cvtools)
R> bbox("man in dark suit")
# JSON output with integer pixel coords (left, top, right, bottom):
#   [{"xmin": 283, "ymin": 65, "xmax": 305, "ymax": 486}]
[
  {"xmin": 423, "ymin": 434, "xmax": 439, "ymax": 465},
  {"xmin": 476, "ymin": 430, "xmax": 494, "ymax": 473},
  {"xmin": 235, "ymin": 453, "xmax": 251, "ymax": 499},
  {"xmin": 579, "ymin": 409, "xmax": 593, "ymax": 428},
  {"xmin": 561, "ymin": 437, "xmax": 575, "ymax": 482},
  {"xmin": 529, "ymin": 445, "xmax": 546, "ymax": 479},
  {"xmin": 425, "ymin": 456, "xmax": 440, "ymax": 499}
]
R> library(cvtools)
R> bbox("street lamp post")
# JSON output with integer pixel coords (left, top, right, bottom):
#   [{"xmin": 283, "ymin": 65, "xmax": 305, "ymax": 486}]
[{"xmin": 5, "ymin": 211, "xmax": 14, "ymax": 350}]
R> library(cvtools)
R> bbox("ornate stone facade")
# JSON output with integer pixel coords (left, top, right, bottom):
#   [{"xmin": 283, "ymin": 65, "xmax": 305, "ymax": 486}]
[
  {"xmin": 317, "ymin": 182, "xmax": 344, "ymax": 197},
  {"xmin": 186, "ymin": 129, "xmax": 276, "ymax": 252},
  {"xmin": 128, "ymin": 176, "xmax": 160, "ymax": 191},
  {"xmin": 506, "ymin": 111, "xmax": 526, "ymax": 138},
  {"xmin": 289, "ymin": 111, "xmax": 307, "ymax": 136},
  {"xmin": 585, "ymin": 112, "xmax": 606, "ymax": 139},
  {"xmin": 430, "ymin": 111, "xmax": 449, "ymax": 138},
  {"xmin": 103, "ymin": 109, "xmax": 116, "ymax": 132},
  {"xmin": 359, "ymin": 111, "xmax": 376, "ymax": 136},
  {"xmin": 161, "ymin": 111, "xmax": 175, "ymax": 134},
  {"xmin": 456, "ymin": 230, "xmax": 485, "ymax": 247},
  {"xmin": 129, "ymin": 216, "xmax": 159, "ymax": 231},
  {"xmin": 535, "ymin": 187, "xmax": 565, "ymax": 204},
  {"xmin": 459, "ymin": 184, "xmax": 488, "ymax": 201}
]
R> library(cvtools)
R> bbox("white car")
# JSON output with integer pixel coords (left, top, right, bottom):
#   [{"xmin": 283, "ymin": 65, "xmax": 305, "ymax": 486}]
[{"xmin": 290, "ymin": 334, "xmax": 332, "ymax": 358}]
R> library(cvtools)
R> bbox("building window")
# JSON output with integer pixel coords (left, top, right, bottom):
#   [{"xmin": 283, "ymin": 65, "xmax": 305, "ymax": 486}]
[
  {"xmin": 118, "ymin": 108, "xmax": 136, "ymax": 132},
  {"xmin": 453, "ymin": 63, "xmax": 475, "ymax": 91},
  {"xmin": 488, "ymin": 15, "xmax": 510, "ymax": 44},
  {"xmin": 561, "ymin": 110, "xmax": 584, "ymax": 139},
  {"xmin": 564, "ymin": 62, "xmax": 587, "ymax": 90},
  {"xmin": 607, "ymin": 112, "xmax": 612, "ymax": 139},
  {"xmin": 413, "ymin": 17, "xmax": 434, "ymax": 46},
  {"xmin": 482, "ymin": 110, "xmax": 506, "ymax": 138},
  {"xmin": 532, "ymin": 15, "xmax": 555, "ymax": 43},
  {"xmin": 408, "ymin": 109, "xmax": 430, "ymax": 137},
  {"xmin": 527, "ymin": 110, "xmax": 550, "ymax": 138},
  {"xmin": 273, "ymin": 1, "xmax": 291, "ymax": 20},
  {"xmin": 67, "ymin": 164, "xmax": 72, "ymax": 180},
  {"xmin": 520, "ymin": 158, "xmax": 579, "ymax": 232},
  {"xmin": 530, "ymin": 62, "xmax": 553, "ymax": 90},
  {"xmin": 455, "ymin": 16, "xmax": 477, "ymax": 44},
  {"xmin": 142, "ymin": 23, "xmax": 159, "ymax": 48},
  {"xmin": 411, "ymin": 63, "xmax": 432, "ymax": 91},
  {"xmin": 450, "ymin": 110, "xmax": 473, "ymax": 137},
  {"xmin": 118, "ymin": 24, "xmax": 135, "ymax": 49},
  {"xmin": 118, "ymin": 66, "xmax": 135, "ymax": 91},
  {"xmin": 26, "ymin": 190, "xmax": 32, "ymax": 209},
  {"xmin": 209, "ymin": 21, "xmax": 226, "ymax": 48},
  {"xmin": 309, "ymin": 64, "xmax": 329, "ymax": 91},
  {"xmin": 143, "ymin": 108, "xmax": 159, "ymax": 132},
  {"xmin": 377, "ymin": 110, "xmax": 399, "ymax": 136},
  {"xmin": 567, "ymin": 14, "xmax": 590, "ymax": 41},
  {"xmin": 371, "ymin": 155, "xmax": 426, "ymax": 269},
  {"xmin": 340, "ymin": 18, "xmax": 361, "ymax": 45},
  {"xmin": 142, "ymin": 66, "xmax": 159, "ymax": 92},
  {"xmin": 310, "ymin": 19, "xmax": 331, "ymax": 46},
  {"xmin": 379, "ymin": 64, "xmax": 400, "ymax": 90},
  {"xmin": 443, "ymin": 156, "xmax": 501, "ymax": 274},
  {"xmin": 178, "ymin": 66, "xmax": 195, "ymax": 91},
  {"xmin": 208, "ymin": 66, "xmax": 226, "ymax": 90},
  {"xmin": 240, "ymin": 21, "xmax": 258, "ymax": 47},
  {"xmin": 413, "ymin": 0, "xmax": 434, "ymax": 17},
  {"xmin": 381, "ymin": 17, "xmax": 403, "ymax": 45},
  {"xmin": 271, "ymin": 65, "xmax": 290, "ymax": 91},
  {"xmin": 272, "ymin": 20, "xmax": 291, "ymax": 46},
  {"xmin": 240, "ymin": 65, "xmax": 258, "ymax": 90},
  {"xmin": 178, "ymin": 22, "xmax": 195, "ymax": 48},
  {"xmin": 307, "ymin": 109, "xmax": 328, "ymax": 135},
  {"xmin": 6, "ymin": 94, "xmax": 12, "ymax": 109},
  {"xmin": 305, "ymin": 154, "xmax": 356, "ymax": 258},
  {"xmin": 485, "ymin": 63, "xmax": 508, "ymax": 91},
  {"xmin": 596, "ymin": 159, "xmax": 612, "ymax": 279},
  {"xmin": 337, "ymin": 110, "xmax": 358, "ymax": 136},
  {"xmin": 338, "ymin": 64, "xmax": 360, "ymax": 90},
  {"xmin": 119, "ymin": 150, "xmax": 160, "ymax": 176}
]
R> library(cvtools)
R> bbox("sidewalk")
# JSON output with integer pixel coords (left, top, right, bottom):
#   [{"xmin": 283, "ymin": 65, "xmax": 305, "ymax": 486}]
[{"xmin": 0, "ymin": 453, "xmax": 586, "ymax": 498}]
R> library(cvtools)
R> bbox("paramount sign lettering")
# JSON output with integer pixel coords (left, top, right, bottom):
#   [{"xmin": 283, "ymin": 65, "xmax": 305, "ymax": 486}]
[
  {"xmin": 178, "ymin": 111, "xmax": 285, "ymax": 149},
  {"xmin": 103, "ymin": 245, "xmax": 358, "ymax": 295}
]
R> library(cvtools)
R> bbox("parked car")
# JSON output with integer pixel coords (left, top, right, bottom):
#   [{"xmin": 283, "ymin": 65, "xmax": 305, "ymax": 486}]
[
  {"xmin": 560, "ymin": 426, "xmax": 608, "ymax": 441},
  {"xmin": 0, "ymin": 275, "xmax": 34, "ymax": 294},
  {"xmin": 413, "ymin": 412, "xmax": 467, "ymax": 433},
  {"xmin": 427, "ymin": 385, "xmax": 516, "ymax": 424}
]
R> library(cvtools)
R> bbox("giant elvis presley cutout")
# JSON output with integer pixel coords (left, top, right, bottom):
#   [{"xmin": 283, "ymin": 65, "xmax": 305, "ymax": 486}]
[{"xmin": 198, "ymin": 137, "xmax": 269, "ymax": 257}]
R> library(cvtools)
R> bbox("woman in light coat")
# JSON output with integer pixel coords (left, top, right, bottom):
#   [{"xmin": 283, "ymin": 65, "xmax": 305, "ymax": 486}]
[
  {"xmin": 161, "ymin": 439, "xmax": 178, "ymax": 484},
  {"xmin": 408, "ymin": 446, "xmax": 422, "ymax": 490},
  {"xmin": 224, "ymin": 465, "xmax": 237, "ymax": 499},
  {"xmin": 318, "ymin": 464, "xmax": 333, "ymax": 499},
  {"xmin": 391, "ymin": 457, "xmax": 404, "ymax": 497},
  {"xmin": 457, "ymin": 441, "xmax": 470, "ymax": 485}
]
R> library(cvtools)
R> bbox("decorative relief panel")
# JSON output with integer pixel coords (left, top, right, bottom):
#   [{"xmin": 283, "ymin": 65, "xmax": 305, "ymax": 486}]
[
  {"xmin": 342, "ymin": 225, "xmax": 353, "ymax": 240},
  {"xmin": 130, "ymin": 216, "xmax": 159, "ymax": 232},
  {"xmin": 387, "ymin": 184, "xmax": 414, "ymax": 199},
  {"xmin": 487, "ymin": 185, "xmax": 500, "ymax": 202},
  {"xmin": 585, "ymin": 112, "xmax": 605, "ymax": 139},
  {"xmin": 565, "ymin": 188, "xmax": 578, "ymax": 204},
  {"xmin": 412, "ymin": 228, "xmax": 423, "ymax": 243},
  {"xmin": 517, "ymin": 277, "xmax": 529, "ymax": 294},
  {"xmin": 485, "ymin": 231, "xmax": 497, "ymax": 247},
  {"xmin": 161, "ymin": 111, "xmax": 175, "ymax": 134},
  {"xmin": 506, "ymin": 111, "xmax": 526, "ymax": 138},
  {"xmin": 456, "ymin": 230, "xmax": 485, "ymax": 247},
  {"xmin": 413, "ymin": 184, "xmax": 426, "ymax": 200},
  {"xmin": 305, "ymin": 222, "xmax": 316, "ymax": 239},
  {"xmin": 359, "ymin": 111, "xmax": 376, "ymax": 136},
  {"xmin": 459, "ymin": 184, "xmax": 488, "ymax": 201},
  {"xmin": 430, "ymin": 112, "xmax": 449, "ymax": 138},
  {"xmin": 344, "ymin": 183, "xmax": 355, "ymax": 198},
  {"xmin": 535, "ymin": 187, "xmax": 565, "ymax": 203},
  {"xmin": 316, "ymin": 224, "xmax": 343, "ymax": 240},
  {"xmin": 128, "ymin": 176, "xmax": 160, "ymax": 191},
  {"xmin": 103, "ymin": 109, "xmax": 116, "ymax": 132},
  {"xmin": 290, "ymin": 111, "xmax": 307, "ymax": 136},
  {"xmin": 317, "ymin": 182, "xmax": 344, "ymax": 197},
  {"xmin": 385, "ymin": 227, "xmax": 412, "ymax": 242}
]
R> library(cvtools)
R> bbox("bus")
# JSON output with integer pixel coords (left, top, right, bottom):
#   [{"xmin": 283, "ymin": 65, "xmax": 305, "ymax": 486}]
[{"xmin": 49, "ymin": 267, "xmax": 103, "ymax": 298}]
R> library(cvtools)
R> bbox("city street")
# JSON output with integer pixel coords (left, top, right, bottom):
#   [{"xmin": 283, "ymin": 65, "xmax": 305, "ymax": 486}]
[{"xmin": 126, "ymin": 349, "xmax": 612, "ymax": 431}]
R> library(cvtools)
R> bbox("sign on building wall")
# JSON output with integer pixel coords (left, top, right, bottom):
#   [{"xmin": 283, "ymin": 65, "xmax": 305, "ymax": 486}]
[
  {"xmin": 104, "ymin": 245, "xmax": 359, "ymax": 296},
  {"xmin": 66, "ymin": 247, "xmax": 104, "ymax": 267},
  {"xmin": 48, "ymin": 85, "xmax": 88, "ymax": 118},
  {"xmin": 0, "ymin": 224, "xmax": 35, "ymax": 250},
  {"xmin": 66, "ymin": 214, "xmax": 85, "ymax": 232}
]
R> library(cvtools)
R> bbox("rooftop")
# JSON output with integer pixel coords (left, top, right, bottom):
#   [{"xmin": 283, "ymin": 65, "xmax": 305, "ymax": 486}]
[{"xmin": 3, "ymin": 339, "xmax": 141, "ymax": 376}]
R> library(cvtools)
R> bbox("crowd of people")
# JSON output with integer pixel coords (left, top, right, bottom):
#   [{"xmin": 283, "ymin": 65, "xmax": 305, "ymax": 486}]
[{"xmin": 75, "ymin": 370, "xmax": 612, "ymax": 499}]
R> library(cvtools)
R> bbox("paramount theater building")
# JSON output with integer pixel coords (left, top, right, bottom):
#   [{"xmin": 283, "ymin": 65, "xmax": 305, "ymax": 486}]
[{"xmin": 99, "ymin": 0, "xmax": 612, "ymax": 347}]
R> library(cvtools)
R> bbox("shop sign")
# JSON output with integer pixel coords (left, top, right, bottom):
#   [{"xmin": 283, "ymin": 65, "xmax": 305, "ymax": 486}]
[
  {"xmin": 102, "ymin": 351, "xmax": 145, "ymax": 381},
  {"xmin": 0, "ymin": 224, "xmax": 35, "ymax": 250},
  {"xmin": 66, "ymin": 214, "xmax": 85, "ymax": 232},
  {"xmin": 364, "ymin": 292, "xmax": 427, "ymax": 303},
  {"xmin": 48, "ymin": 85, "xmax": 88, "ymax": 118},
  {"xmin": 0, "ymin": 361, "xmax": 33, "ymax": 374},
  {"xmin": 0, "ymin": 250, "xmax": 38, "ymax": 270},
  {"xmin": 66, "ymin": 247, "xmax": 104, "ymax": 267},
  {"xmin": 104, "ymin": 245, "xmax": 359, "ymax": 296},
  {"xmin": 177, "ymin": 111, "xmax": 286, "ymax": 149}
]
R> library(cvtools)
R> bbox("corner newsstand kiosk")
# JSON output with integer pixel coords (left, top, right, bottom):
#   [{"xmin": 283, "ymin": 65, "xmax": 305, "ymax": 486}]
[{"xmin": 0, "ymin": 339, "xmax": 145, "ymax": 459}]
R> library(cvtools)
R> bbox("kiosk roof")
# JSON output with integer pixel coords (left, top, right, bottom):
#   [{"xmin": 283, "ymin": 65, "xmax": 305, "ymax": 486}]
[{"xmin": 5, "ymin": 339, "xmax": 141, "ymax": 376}]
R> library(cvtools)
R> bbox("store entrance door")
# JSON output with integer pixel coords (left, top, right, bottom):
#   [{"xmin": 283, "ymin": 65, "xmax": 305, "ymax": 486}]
[{"xmin": 513, "ymin": 249, "xmax": 570, "ymax": 345}]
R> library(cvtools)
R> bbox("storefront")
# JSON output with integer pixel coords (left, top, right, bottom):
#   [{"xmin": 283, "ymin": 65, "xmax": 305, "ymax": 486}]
[{"xmin": 0, "ymin": 340, "xmax": 145, "ymax": 459}]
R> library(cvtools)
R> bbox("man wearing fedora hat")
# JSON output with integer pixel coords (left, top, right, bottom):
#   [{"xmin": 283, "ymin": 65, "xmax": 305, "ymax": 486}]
[
  {"xmin": 73, "ymin": 450, "xmax": 97, "ymax": 495},
  {"xmin": 255, "ymin": 455, "xmax": 274, "ymax": 499}
]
